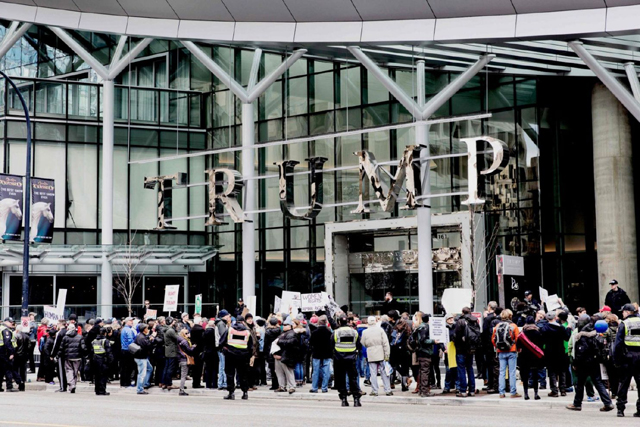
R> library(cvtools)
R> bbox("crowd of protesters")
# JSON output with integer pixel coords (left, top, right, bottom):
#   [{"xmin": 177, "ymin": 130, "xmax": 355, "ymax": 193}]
[{"xmin": 0, "ymin": 283, "xmax": 639, "ymax": 416}]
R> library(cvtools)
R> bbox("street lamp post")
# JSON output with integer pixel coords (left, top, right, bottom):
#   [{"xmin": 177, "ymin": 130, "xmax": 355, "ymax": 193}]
[{"xmin": 0, "ymin": 70, "xmax": 33, "ymax": 320}]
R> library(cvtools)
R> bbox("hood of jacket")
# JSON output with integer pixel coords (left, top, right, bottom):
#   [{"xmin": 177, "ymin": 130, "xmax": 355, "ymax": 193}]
[
  {"xmin": 66, "ymin": 327, "xmax": 78, "ymax": 338},
  {"xmin": 575, "ymin": 329, "xmax": 597, "ymax": 340}
]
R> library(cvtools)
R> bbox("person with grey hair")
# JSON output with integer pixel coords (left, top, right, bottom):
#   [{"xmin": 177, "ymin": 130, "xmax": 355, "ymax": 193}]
[{"xmin": 362, "ymin": 315, "xmax": 392, "ymax": 396}]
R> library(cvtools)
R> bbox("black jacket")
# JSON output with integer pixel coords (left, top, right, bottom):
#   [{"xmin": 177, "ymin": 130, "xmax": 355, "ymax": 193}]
[
  {"xmin": 382, "ymin": 299, "xmax": 402, "ymax": 316},
  {"xmin": 482, "ymin": 312, "xmax": 497, "ymax": 348},
  {"xmin": 309, "ymin": 325, "xmax": 334, "ymax": 359},
  {"xmin": 614, "ymin": 314, "xmax": 640, "ymax": 366},
  {"xmin": 61, "ymin": 328, "xmax": 87, "ymax": 360},
  {"xmin": 380, "ymin": 321, "xmax": 393, "ymax": 342},
  {"xmin": 263, "ymin": 326, "xmax": 281, "ymax": 362},
  {"xmin": 85, "ymin": 324, "xmax": 101, "ymax": 351},
  {"xmin": 276, "ymin": 328, "xmax": 305, "ymax": 367},
  {"xmin": 222, "ymin": 322, "xmax": 253, "ymax": 358},
  {"xmin": 134, "ymin": 332, "xmax": 155, "ymax": 359},
  {"xmin": 454, "ymin": 314, "xmax": 478, "ymax": 355},
  {"xmin": 516, "ymin": 324, "xmax": 544, "ymax": 368},
  {"xmin": 541, "ymin": 321, "xmax": 571, "ymax": 368},
  {"xmin": 52, "ymin": 327, "xmax": 67, "ymax": 359},
  {"xmin": 202, "ymin": 327, "xmax": 217, "ymax": 356},
  {"xmin": 605, "ymin": 288, "xmax": 631, "ymax": 316},
  {"xmin": 15, "ymin": 331, "xmax": 30, "ymax": 358},
  {"xmin": 191, "ymin": 324, "xmax": 204, "ymax": 355}
]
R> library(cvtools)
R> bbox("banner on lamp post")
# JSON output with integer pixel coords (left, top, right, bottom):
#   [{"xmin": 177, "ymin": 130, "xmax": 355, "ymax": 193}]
[
  {"xmin": 195, "ymin": 294, "xmax": 202, "ymax": 315},
  {"xmin": 0, "ymin": 174, "xmax": 24, "ymax": 241},
  {"xmin": 30, "ymin": 178, "xmax": 55, "ymax": 243}
]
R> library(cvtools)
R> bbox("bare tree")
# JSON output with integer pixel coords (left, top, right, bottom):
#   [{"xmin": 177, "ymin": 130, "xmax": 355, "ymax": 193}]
[
  {"xmin": 465, "ymin": 203, "xmax": 501, "ymax": 310},
  {"xmin": 113, "ymin": 232, "xmax": 149, "ymax": 316}
]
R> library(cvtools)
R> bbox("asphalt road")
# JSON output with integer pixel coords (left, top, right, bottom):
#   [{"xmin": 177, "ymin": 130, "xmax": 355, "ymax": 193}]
[{"xmin": 0, "ymin": 391, "xmax": 636, "ymax": 427}]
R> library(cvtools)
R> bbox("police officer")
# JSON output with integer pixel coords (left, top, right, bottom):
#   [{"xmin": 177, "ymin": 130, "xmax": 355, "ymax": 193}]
[
  {"xmin": 0, "ymin": 317, "xmax": 20, "ymax": 392},
  {"xmin": 333, "ymin": 315, "xmax": 362, "ymax": 407},
  {"xmin": 91, "ymin": 327, "xmax": 114, "ymax": 396},
  {"xmin": 613, "ymin": 303, "xmax": 640, "ymax": 418},
  {"xmin": 222, "ymin": 315, "xmax": 253, "ymax": 401}
]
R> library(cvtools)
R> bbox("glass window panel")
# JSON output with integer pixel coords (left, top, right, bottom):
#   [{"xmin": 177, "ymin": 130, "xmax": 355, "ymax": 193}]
[
  {"xmin": 258, "ymin": 119, "xmax": 283, "ymax": 143},
  {"xmin": 160, "ymin": 149, "xmax": 188, "ymax": 231},
  {"xmin": 363, "ymin": 104, "xmax": 390, "ymax": 127},
  {"xmin": 287, "ymin": 77, "xmax": 308, "ymax": 116},
  {"xmin": 35, "ymin": 81, "xmax": 65, "ymax": 117},
  {"xmin": 291, "ymin": 226, "xmax": 309, "ymax": 248},
  {"xmin": 286, "ymin": 116, "xmax": 307, "ymax": 139},
  {"xmin": 336, "ymin": 107, "xmax": 361, "ymax": 132},
  {"xmin": 311, "ymin": 72, "xmax": 334, "ymax": 112},
  {"xmin": 261, "ymin": 80, "xmax": 283, "ymax": 120},
  {"xmin": 129, "ymin": 148, "xmax": 158, "ymax": 230},
  {"xmin": 338, "ymin": 67, "xmax": 361, "ymax": 108},
  {"xmin": 8, "ymin": 140, "xmax": 25, "ymax": 175},
  {"xmin": 68, "ymin": 125, "xmax": 98, "ymax": 143},
  {"xmin": 517, "ymin": 79, "xmax": 537, "ymax": 106},
  {"xmin": 314, "ymin": 60, "xmax": 333, "ymax": 73},
  {"xmin": 266, "ymin": 228, "xmax": 284, "ymax": 250},
  {"xmin": 68, "ymin": 83, "xmax": 97, "ymax": 119},
  {"xmin": 189, "ymin": 155, "xmax": 206, "ymax": 232},
  {"xmin": 288, "ymin": 58, "xmax": 307, "ymax": 77},
  {"xmin": 214, "ymin": 90, "xmax": 234, "ymax": 128},
  {"xmin": 35, "ymin": 122, "xmax": 65, "ymax": 141},
  {"xmin": 367, "ymin": 69, "xmax": 389, "ymax": 104},
  {"xmin": 66, "ymin": 231, "xmax": 97, "ymax": 245},
  {"xmin": 488, "ymin": 76, "xmax": 514, "ymax": 110},
  {"xmin": 7, "ymin": 121, "xmax": 33, "ymax": 139},
  {"xmin": 67, "ymin": 144, "xmax": 97, "ymax": 228},
  {"xmin": 34, "ymin": 143, "xmax": 66, "ymax": 228},
  {"xmin": 309, "ymin": 111, "xmax": 334, "ymax": 135},
  {"xmin": 130, "ymin": 129, "xmax": 158, "ymax": 147}
]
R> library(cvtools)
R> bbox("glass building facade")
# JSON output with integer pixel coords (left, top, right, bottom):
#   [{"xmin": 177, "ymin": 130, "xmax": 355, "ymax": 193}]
[{"xmin": 0, "ymin": 24, "xmax": 615, "ymax": 317}]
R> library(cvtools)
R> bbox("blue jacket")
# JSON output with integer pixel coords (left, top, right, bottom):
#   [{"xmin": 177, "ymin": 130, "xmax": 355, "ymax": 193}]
[{"xmin": 121, "ymin": 325, "xmax": 136, "ymax": 351}]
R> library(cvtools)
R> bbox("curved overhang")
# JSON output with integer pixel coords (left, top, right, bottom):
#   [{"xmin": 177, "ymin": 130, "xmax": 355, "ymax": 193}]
[{"xmin": 2, "ymin": 0, "xmax": 640, "ymax": 45}]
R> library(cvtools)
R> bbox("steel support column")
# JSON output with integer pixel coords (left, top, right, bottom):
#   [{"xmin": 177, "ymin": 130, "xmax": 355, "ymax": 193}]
[
  {"xmin": 349, "ymin": 48, "xmax": 494, "ymax": 313},
  {"xmin": 0, "ymin": 22, "xmax": 31, "ymax": 60},
  {"xmin": 624, "ymin": 62, "xmax": 640, "ymax": 102},
  {"xmin": 183, "ymin": 42, "xmax": 306, "ymax": 301},
  {"xmin": 569, "ymin": 41, "xmax": 640, "ymax": 123}
]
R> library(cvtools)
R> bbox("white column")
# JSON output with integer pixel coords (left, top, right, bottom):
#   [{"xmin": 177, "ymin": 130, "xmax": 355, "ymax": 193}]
[
  {"xmin": 101, "ymin": 79, "xmax": 115, "ymax": 318},
  {"xmin": 242, "ymin": 103, "xmax": 256, "ymax": 300},
  {"xmin": 415, "ymin": 60, "xmax": 433, "ymax": 314}
]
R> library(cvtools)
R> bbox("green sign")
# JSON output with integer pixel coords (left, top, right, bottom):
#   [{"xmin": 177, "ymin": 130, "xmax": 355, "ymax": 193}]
[{"xmin": 195, "ymin": 294, "xmax": 202, "ymax": 314}]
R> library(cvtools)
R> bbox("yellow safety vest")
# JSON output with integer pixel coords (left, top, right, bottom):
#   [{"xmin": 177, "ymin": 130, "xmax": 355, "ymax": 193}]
[
  {"xmin": 623, "ymin": 317, "xmax": 640, "ymax": 347},
  {"xmin": 334, "ymin": 327, "xmax": 357, "ymax": 353},
  {"xmin": 0, "ymin": 325, "xmax": 17, "ymax": 348},
  {"xmin": 228, "ymin": 327, "xmax": 249, "ymax": 349},
  {"xmin": 92, "ymin": 338, "xmax": 107, "ymax": 355}
]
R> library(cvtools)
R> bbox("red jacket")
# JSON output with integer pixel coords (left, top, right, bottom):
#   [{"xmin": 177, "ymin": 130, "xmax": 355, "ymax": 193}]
[{"xmin": 36, "ymin": 324, "xmax": 48, "ymax": 344}]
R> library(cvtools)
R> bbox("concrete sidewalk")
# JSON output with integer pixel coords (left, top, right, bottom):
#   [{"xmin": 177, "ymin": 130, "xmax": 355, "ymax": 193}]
[{"xmin": 24, "ymin": 374, "xmax": 638, "ymax": 410}]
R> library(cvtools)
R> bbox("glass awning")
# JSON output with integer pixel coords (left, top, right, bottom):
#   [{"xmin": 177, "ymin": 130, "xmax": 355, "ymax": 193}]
[{"xmin": 0, "ymin": 244, "xmax": 218, "ymax": 266}]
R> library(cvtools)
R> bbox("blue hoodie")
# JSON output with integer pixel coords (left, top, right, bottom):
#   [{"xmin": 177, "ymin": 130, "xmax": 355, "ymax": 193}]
[{"xmin": 120, "ymin": 325, "xmax": 136, "ymax": 351}]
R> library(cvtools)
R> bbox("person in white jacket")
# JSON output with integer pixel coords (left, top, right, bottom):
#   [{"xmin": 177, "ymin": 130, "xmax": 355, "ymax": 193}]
[{"xmin": 361, "ymin": 316, "xmax": 392, "ymax": 396}]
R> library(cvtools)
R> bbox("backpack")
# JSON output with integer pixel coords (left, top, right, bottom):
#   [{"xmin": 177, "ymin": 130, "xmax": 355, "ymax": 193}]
[
  {"xmin": 573, "ymin": 335, "xmax": 597, "ymax": 366},
  {"xmin": 465, "ymin": 319, "xmax": 482, "ymax": 352},
  {"xmin": 494, "ymin": 322, "xmax": 515, "ymax": 351}
]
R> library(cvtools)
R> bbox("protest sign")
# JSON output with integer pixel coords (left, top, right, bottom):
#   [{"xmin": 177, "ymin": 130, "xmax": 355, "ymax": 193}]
[
  {"xmin": 441, "ymin": 288, "xmax": 473, "ymax": 314},
  {"xmin": 43, "ymin": 305, "xmax": 61, "ymax": 322},
  {"xmin": 163, "ymin": 285, "xmax": 180, "ymax": 312},
  {"xmin": 429, "ymin": 317, "xmax": 449, "ymax": 344},
  {"xmin": 301, "ymin": 293, "xmax": 326, "ymax": 312},
  {"xmin": 281, "ymin": 291, "xmax": 302, "ymax": 314},
  {"xmin": 274, "ymin": 296, "xmax": 282, "ymax": 313},
  {"xmin": 145, "ymin": 309, "xmax": 157, "ymax": 320},
  {"xmin": 545, "ymin": 294, "xmax": 561, "ymax": 311},
  {"xmin": 539, "ymin": 287, "xmax": 549, "ymax": 304}
]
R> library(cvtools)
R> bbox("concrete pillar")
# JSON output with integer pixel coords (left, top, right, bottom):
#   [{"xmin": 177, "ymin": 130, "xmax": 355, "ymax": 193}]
[
  {"xmin": 100, "ymin": 79, "xmax": 114, "ymax": 319},
  {"xmin": 242, "ymin": 103, "xmax": 256, "ymax": 300},
  {"xmin": 592, "ymin": 82, "xmax": 639, "ymax": 305}
]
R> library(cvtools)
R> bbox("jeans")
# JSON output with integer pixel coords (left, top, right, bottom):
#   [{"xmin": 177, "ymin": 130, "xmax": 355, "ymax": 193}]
[
  {"xmin": 135, "ymin": 358, "xmax": 152, "ymax": 393},
  {"xmin": 218, "ymin": 351, "xmax": 227, "ymax": 388},
  {"xmin": 368, "ymin": 361, "xmax": 391, "ymax": 394},
  {"xmin": 498, "ymin": 352, "xmax": 517, "ymax": 395},
  {"xmin": 573, "ymin": 365, "xmax": 612, "ymax": 408},
  {"xmin": 456, "ymin": 354, "xmax": 475, "ymax": 393},
  {"xmin": 311, "ymin": 358, "xmax": 331, "ymax": 392},
  {"xmin": 294, "ymin": 362, "xmax": 305, "ymax": 383},
  {"xmin": 162, "ymin": 357, "xmax": 177, "ymax": 387},
  {"xmin": 357, "ymin": 353, "xmax": 370, "ymax": 380},
  {"xmin": 444, "ymin": 355, "xmax": 459, "ymax": 391}
]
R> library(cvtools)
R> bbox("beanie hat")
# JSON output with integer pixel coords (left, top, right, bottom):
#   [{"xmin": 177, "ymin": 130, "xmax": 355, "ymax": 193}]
[
  {"xmin": 269, "ymin": 317, "xmax": 279, "ymax": 326},
  {"xmin": 218, "ymin": 310, "xmax": 229, "ymax": 318}
]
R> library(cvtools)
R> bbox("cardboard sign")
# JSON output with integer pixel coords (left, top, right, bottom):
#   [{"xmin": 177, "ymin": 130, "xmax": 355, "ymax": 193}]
[
  {"xmin": 145, "ymin": 309, "xmax": 157, "ymax": 320},
  {"xmin": 539, "ymin": 287, "xmax": 549, "ymax": 304},
  {"xmin": 545, "ymin": 294, "xmax": 561, "ymax": 312},
  {"xmin": 441, "ymin": 288, "xmax": 473, "ymax": 314},
  {"xmin": 301, "ymin": 293, "xmax": 327, "ymax": 312},
  {"xmin": 429, "ymin": 317, "xmax": 449, "ymax": 344},
  {"xmin": 274, "ymin": 296, "xmax": 282, "ymax": 314},
  {"xmin": 163, "ymin": 285, "xmax": 180, "ymax": 312},
  {"xmin": 281, "ymin": 291, "xmax": 302, "ymax": 314}
]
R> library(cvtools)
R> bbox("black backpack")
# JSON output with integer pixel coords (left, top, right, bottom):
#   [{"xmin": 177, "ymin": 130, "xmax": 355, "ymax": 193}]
[
  {"xmin": 494, "ymin": 322, "xmax": 515, "ymax": 351},
  {"xmin": 573, "ymin": 335, "xmax": 597, "ymax": 366},
  {"xmin": 465, "ymin": 318, "xmax": 482, "ymax": 352}
]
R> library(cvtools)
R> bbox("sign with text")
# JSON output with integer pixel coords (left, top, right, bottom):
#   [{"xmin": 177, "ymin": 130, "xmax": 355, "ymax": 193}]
[
  {"xmin": 539, "ymin": 287, "xmax": 549, "ymax": 304},
  {"xmin": 496, "ymin": 255, "xmax": 525, "ymax": 276},
  {"xmin": 0, "ymin": 174, "xmax": 24, "ymax": 241},
  {"xmin": 273, "ymin": 296, "xmax": 282, "ymax": 314},
  {"xmin": 145, "ymin": 309, "xmax": 157, "ymax": 320},
  {"xmin": 43, "ymin": 305, "xmax": 61, "ymax": 322},
  {"xmin": 429, "ymin": 317, "xmax": 449, "ymax": 344},
  {"xmin": 163, "ymin": 285, "xmax": 180, "ymax": 312},
  {"xmin": 301, "ymin": 293, "xmax": 327, "ymax": 312},
  {"xmin": 441, "ymin": 288, "xmax": 473, "ymax": 314},
  {"xmin": 281, "ymin": 291, "xmax": 302, "ymax": 314},
  {"xmin": 545, "ymin": 294, "xmax": 561, "ymax": 312},
  {"xmin": 30, "ymin": 178, "xmax": 55, "ymax": 243}
]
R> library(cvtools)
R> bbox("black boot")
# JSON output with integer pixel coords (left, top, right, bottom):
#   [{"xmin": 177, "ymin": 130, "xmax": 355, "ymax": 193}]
[
  {"xmin": 341, "ymin": 396, "xmax": 349, "ymax": 407},
  {"xmin": 18, "ymin": 383, "xmax": 25, "ymax": 392},
  {"xmin": 617, "ymin": 409, "xmax": 624, "ymax": 417},
  {"xmin": 353, "ymin": 396, "xmax": 362, "ymax": 407},
  {"xmin": 223, "ymin": 392, "xmax": 235, "ymax": 400},
  {"xmin": 242, "ymin": 392, "xmax": 248, "ymax": 400}
]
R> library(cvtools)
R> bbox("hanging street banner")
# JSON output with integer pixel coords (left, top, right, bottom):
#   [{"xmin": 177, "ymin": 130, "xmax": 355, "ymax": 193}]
[
  {"xmin": 30, "ymin": 178, "xmax": 55, "ymax": 243},
  {"xmin": 0, "ymin": 174, "xmax": 24, "ymax": 241}
]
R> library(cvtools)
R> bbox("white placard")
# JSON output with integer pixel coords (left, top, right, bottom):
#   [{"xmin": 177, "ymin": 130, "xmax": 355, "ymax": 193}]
[
  {"xmin": 539, "ymin": 287, "xmax": 549, "ymax": 304},
  {"xmin": 43, "ymin": 305, "xmax": 61, "ymax": 322},
  {"xmin": 56, "ymin": 288, "xmax": 67, "ymax": 316},
  {"xmin": 274, "ymin": 296, "xmax": 282, "ymax": 314},
  {"xmin": 163, "ymin": 284, "xmax": 180, "ymax": 312},
  {"xmin": 545, "ymin": 294, "xmax": 561, "ymax": 312},
  {"xmin": 301, "ymin": 293, "xmax": 326, "ymax": 312},
  {"xmin": 281, "ymin": 291, "xmax": 302, "ymax": 314},
  {"xmin": 441, "ymin": 288, "xmax": 473, "ymax": 314},
  {"xmin": 429, "ymin": 317, "xmax": 450, "ymax": 344}
]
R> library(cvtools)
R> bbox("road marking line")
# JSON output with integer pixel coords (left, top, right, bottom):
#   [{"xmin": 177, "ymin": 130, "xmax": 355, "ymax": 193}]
[{"xmin": 0, "ymin": 422, "xmax": 88, "ymax": 427}]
